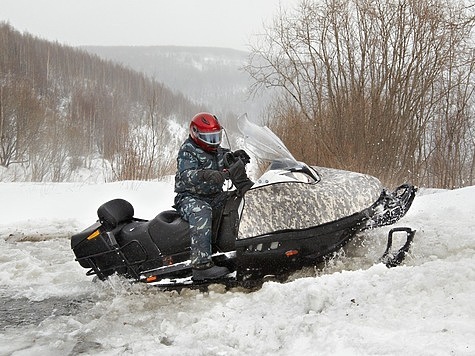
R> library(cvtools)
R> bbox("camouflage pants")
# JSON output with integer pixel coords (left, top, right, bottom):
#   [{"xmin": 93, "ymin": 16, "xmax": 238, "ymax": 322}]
[{"xmin": 175, "ymin": 196, "xmax": 214, "ymax": 267}]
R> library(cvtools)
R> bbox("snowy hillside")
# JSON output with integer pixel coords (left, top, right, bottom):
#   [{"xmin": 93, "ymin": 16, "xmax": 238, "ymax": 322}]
[{"xmin": 0, "ymin": 180, "xmax": 474, "ymax": 355}]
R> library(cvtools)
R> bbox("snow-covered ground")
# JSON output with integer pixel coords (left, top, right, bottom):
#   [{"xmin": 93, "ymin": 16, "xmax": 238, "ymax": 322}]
[{"xmin": 0, "ymin": 179, "xmax": 474, "ymax": 355}]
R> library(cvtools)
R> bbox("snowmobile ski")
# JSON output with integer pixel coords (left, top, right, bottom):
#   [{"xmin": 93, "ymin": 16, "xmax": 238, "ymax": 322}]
[{"xmin": 381, "ymin": 227, "xmax": 416, "ymax": 267}]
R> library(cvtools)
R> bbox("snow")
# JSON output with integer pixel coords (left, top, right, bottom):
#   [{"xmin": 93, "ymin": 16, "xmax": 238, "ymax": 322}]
[{"xmin": 0, "ymin": 179, "xmax": 474, "ymax": 355}]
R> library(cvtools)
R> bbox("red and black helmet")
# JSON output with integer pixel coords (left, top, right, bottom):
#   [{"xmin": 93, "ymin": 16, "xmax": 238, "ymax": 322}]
[{"xmin": 189, "ymin": 112, "xmax": 223, "ymax": 152}]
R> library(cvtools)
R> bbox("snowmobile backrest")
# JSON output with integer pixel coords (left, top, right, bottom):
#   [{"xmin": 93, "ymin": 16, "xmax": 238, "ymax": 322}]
[{"xmin": 97, "ymin": 198, "xmax": 134, "ymax": 230}]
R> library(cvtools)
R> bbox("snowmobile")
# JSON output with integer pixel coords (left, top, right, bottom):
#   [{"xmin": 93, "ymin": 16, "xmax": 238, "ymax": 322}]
[{"xmin": 71, "ymin": 115, "xmax": 417, "ymax": 289}]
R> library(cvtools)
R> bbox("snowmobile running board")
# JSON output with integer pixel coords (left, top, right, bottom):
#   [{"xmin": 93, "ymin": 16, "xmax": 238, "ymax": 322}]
[
  {"xmin": 381, "ymin": 227, "xmax": 416, "ymax": 268},
  {"xmin": 139, "ymin": 251, "xmax": 237, "ymax": 282},
  {"xmin": 144, "ymin": 271, "xmax": 239, "ymax": 290}
]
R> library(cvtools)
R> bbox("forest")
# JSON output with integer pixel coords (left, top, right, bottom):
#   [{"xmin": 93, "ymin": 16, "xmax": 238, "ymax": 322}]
[
  {"xmin": 2, "ymin": 0, "xmax": 475, "ymax": 189},
  {"xmin": 0, "ymin": 23, "xmax": 203, "ymax": 182}
]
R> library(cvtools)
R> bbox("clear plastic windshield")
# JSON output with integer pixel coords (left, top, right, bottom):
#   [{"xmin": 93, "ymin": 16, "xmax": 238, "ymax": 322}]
[
  {"xmin": 237, "ymin": 114, "xmax": 298, "ymax": 163},
  {"xmin": 237, "ymin": 114, "xmax": 320, "ymax": 183}
]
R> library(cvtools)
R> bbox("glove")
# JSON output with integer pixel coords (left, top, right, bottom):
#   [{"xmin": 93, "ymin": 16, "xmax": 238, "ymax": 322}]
[
  {"xmin": 197, "ymin": 170, "xmax": 230, "ymax": 185},
  {"xmin": 233, "ymin": 149, "xmax": 251, "ymax": 165},
  {"xmin": 228, "ymin": 159, "xmax": 246, "ymax": 180},
  {"xmin": 227, "ymin": 160, "xmax": 254, "ymax": 195}
]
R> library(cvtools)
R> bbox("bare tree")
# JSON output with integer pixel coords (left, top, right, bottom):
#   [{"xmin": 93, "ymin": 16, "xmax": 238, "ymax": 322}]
[
  {"xmin": 111, "ymin": 86, "xmax": 178, "ymax": 181},
  {"xmin": 246, "ymin": 0, "xmax": 475, "ymax": 188},
  {"xmin": 0, "ymin": 77, "xmax": 43, "ymax": 167}
]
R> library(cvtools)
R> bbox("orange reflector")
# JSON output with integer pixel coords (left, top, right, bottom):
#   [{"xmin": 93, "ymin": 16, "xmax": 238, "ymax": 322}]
[
  {"xmin": 146, "ymin": 275, "xmax": 157, "ymax": 283},
  {"xmin": 87, "ymin": 230, "xmax": 100, "ymax": 240},
  {"xmin": 285, "ymin": 250, "xmax": 299, "ymax": 257}
]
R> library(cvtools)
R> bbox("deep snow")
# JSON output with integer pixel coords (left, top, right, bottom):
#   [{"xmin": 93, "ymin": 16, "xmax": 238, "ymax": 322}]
[{"xmin": 0, "ymin": 179, "xmax": 474, "ymax": 355}]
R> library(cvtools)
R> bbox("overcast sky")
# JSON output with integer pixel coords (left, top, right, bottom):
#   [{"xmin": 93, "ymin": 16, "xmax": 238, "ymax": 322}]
[{"xmin": 0, "ymin": 0, "xmax": 300, "ymax": 51}]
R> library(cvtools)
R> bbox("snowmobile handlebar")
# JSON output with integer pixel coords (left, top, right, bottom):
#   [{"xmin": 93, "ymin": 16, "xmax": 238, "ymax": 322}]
[{"xmin": 224, "ymin": 150, "xmax": 250, "ymax": 168}]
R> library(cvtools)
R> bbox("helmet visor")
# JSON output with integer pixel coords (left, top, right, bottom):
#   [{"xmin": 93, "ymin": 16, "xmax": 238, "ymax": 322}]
[{"xmin": 198, "ymin": 130, "xmax": 222, "ymax": 146}]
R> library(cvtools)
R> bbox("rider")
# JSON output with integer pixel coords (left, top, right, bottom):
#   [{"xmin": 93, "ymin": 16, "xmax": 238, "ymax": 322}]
[{"xmin": 174, "ymin": 112, "xmax": 253, "ymax": 281}]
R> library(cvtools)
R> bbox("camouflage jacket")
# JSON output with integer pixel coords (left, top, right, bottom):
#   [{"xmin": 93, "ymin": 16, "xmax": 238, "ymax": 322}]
[{"xmin": 174, "ymin": 137, "xmax": 230, "ymax": 203}]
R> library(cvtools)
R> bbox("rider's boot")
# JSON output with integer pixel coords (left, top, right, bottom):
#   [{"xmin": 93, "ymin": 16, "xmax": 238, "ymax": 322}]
[{"xmin": 192, "ymin": 263, "xmax": 230, "ymax": 281}]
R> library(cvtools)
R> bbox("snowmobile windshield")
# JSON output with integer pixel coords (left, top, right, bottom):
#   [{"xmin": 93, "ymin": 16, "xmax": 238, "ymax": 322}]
[
  {"xmin": 237, "ymin": 114, "xmax": 298, "ymax": 163},
  {"xmin": 237, "ymin": 113, "xmax": 320, "ymax": 183}
]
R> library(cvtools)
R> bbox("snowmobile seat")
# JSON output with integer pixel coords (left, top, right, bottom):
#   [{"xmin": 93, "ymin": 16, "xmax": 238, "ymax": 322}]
[
  {"xmin": 148, "ymin": 210, "xmax": 190, "ymax": 255},
  {"xmin": 118, "ymin": 220, "xmax": 162, "ymax": 268},
  {"xmin": 97, "ymin": 198, "xmax": 134, "ymax": 230}
]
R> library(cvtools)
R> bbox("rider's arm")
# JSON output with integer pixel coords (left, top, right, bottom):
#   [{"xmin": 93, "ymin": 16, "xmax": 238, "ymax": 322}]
[{"xmin": 177, "ymin": 150, "xmax": 223, "ymax": 195}]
